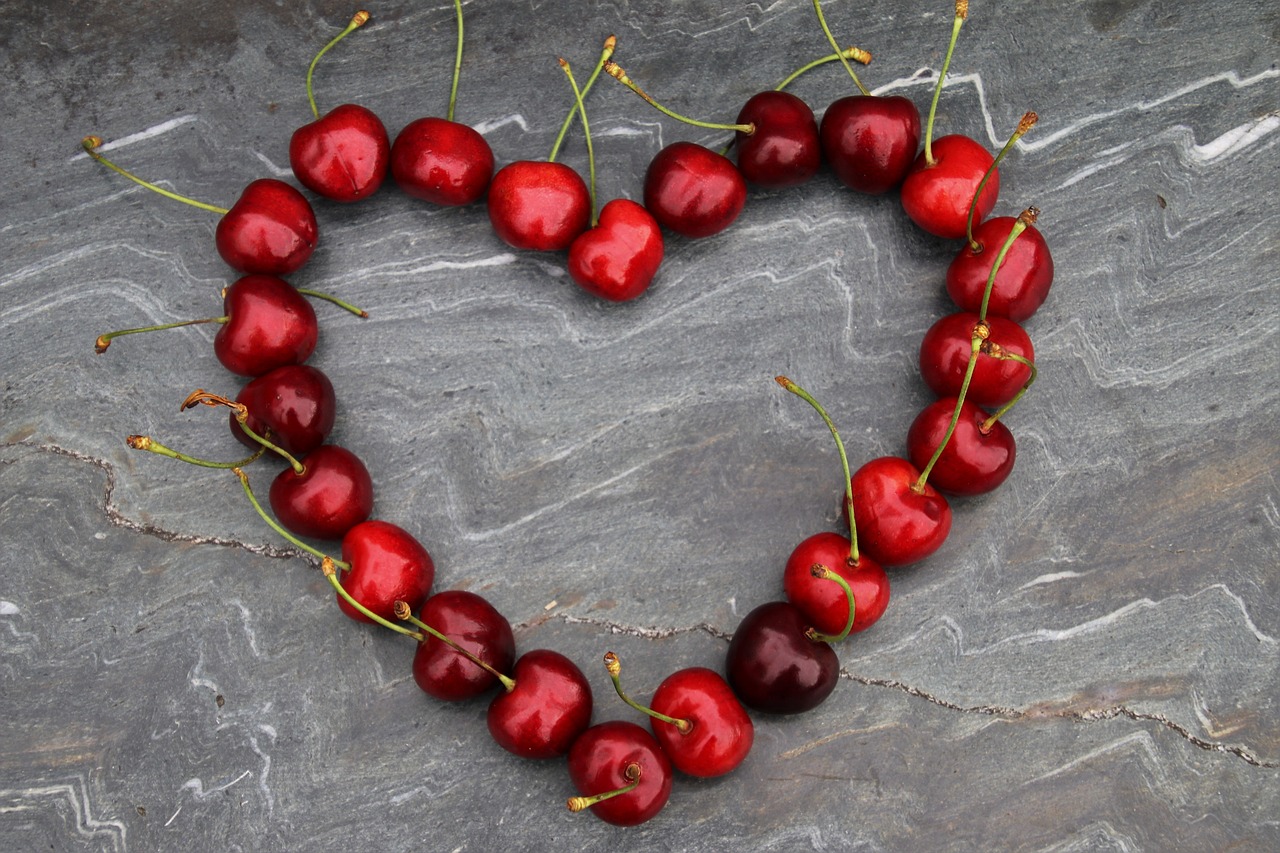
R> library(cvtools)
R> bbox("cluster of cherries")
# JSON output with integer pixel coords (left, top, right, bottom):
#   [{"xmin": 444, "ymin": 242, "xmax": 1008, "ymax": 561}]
[{"xmin": 86, "ymin": 0, "xmax": 1054, "ymax": 827}]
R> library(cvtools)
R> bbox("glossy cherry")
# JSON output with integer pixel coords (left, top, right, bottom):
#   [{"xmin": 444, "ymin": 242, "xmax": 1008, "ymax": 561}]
[
  {"xmin": 391, "ymin": 117, "xmax": 494, "ymax": 206},
  {"xmin": 231, "ymin": 364, "xmax": 335, "ymax": 456},
  {"xmin": 725, "ymin": 600, "xmax": 839, "ymax": 715},
  {"xmin": 292, "ymin": 103, "xmax": 390, "ymax": 203},
  {"xmin": 734, "ymin": 90, "xmax": 821, "ymax": 188},
  {"xmin": 214, "ymin": 275, "xmax": 318, "ymax": 377},
  {"xmin": 901, "ymin": 135, "xmax": 997, "ymax": 239},
  {"xmin": 947, "ymin": 216, "xmax": 1054, "ymax": 321},
  {"xmin": 821, "ymin": 95, "xmax": 921, "ymax": 194},
  {"xmin": 907, "ymin": 397, "xmax": 1016, "ymax": 496},
  {"xmin": 214, "ymin": 179, "xmax": 319, "ymax": 275},
  {"xmin": 411, "ymin": 590, "xmax": 515, "ymax": 702},
  {"xmin": 567, "ymin": 198, "xmax": 664, "ymax": 302},
  {"xmin": 487, "ymin": 649, "xmax": 593, "ymax": 759},
  {"xmin": 268, "ymin": 444, "xmax": 374, "ymax": 541},
  {"xmin": 919, "ymin": 311, "xmax": 1034, "ymax": 408},
  {"xmin": 333, "ymin": 520, "xmax": 434, "ymax": 623},
  {"xmin": 643, "ymin": 141, "xmax": 747, "ymax": 239},
  {"xmin": 486, "ymin": 160, "xmax": 591, "ymax": 251},
  {"xmin": 783, "ymin": 532, "xmax": 890, "ymax": 636},
  {"xmin": 567, "ymin": 721, "xmax": 672, "ymax": 826},
  {"xmin": 848, "ymin": 456, "xmax": 951, "ymax": 567}
]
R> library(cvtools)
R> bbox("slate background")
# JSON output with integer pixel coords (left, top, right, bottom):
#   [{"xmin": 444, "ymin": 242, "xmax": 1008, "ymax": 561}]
[{"xmin": 1, "ymin": 1, "xmax": 1277, "ymax": 850}]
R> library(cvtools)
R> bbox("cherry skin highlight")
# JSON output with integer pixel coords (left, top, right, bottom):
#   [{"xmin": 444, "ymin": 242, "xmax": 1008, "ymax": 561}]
[
  {"xmin": 725, "ymin": 600, "xmax": 839, "ymax": 715},
  {"xmin": 900, "ymin": 135, "xmax": 998, "ymax": 240},
  {"xmin": 487, "ymin": 649, "xmax": 593, "ymax": 759},
  {"xmin": 919, "ymin": 311, "xmax": 1034, "ymax": 408},
  {"xmin": 336, "ymin": 520, "xmax": 434, "ymax": 623},
  {"xmin": 290, "ymin": 103, "xmax": 390, "ymax": 202},
  {"xmin": 820, "ymin": 94, "xmax": 921, "ymax": 194},
  {"xmin": 486, "ymin": 160, "xmax": 591, "ymax": 251},
  {"xmin": 213, "ymin": 275, "xmax": 318, "ymax": 378},
  {"xmin": 391, "ymin": 117, "xmax": 495, "ymax": 207},
  {"xmin": 567, "ymin": 721, "xmax": 673, "ymax": 826},
  {"xmin": 231, "ymin": 364, "xmax": 336, "ymax": 456},
  {"xmin": 568, "ymin": 198, "xmax": 664, "ymax": 302},
  {"xmin": 947, "ymin": 216, "xmax": 1054, "ymax": 321},
  {"xmin": 412, "ymin": 590, "xmax": 515, "ymax": 702},
  {"xmin": 647, "ymin": 667, "xmax": 753, "ymax": 778},
  {"xmin": 848, "ymin": 456, "xmax": 951, "ymax": 567},
  {"xmin": 214, "ymin": 179, "xmax": 318, "ymax": 275},
  {"xmin": 643, "ymin": 141, "xmax": 747, "ymax": 239},
  {"xmin": 783, "ymin": 532, "xmax": 890, "ymax": 636},
  {"xmin": 734, "ymin": 90, "xmax": 821, "ymax": 189},
  {"xmin": 268, "ymin": 444, "xmax": 374, "ymax": 541},
  {"xmin": 907, "ymin": 397, "xmax": 1016, "ymax": 496}
]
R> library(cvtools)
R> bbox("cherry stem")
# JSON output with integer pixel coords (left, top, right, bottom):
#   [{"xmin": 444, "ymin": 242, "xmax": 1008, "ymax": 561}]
[
  {"xmin": 305, "ymin": 11, "xmax": 370, "ymax": 120},
  {"xmin": 233, "ymin": 467, "xmax": 349, "ymax": 569},
  {"xmin": 391, "ymin": 600, "xmax": 516, "ymax": 689},
  {"xmin": 559, "ymin": 58, "xmax": 597, "ymax": 226},
  {"xmin": 127, "ymin": 434, "xmax": 265, "ymax": 469},
  {"xmin": 447, "ymin": 0, "xmax": 463, "ymax": 121},
  {"xmin": 296, "ymin": 287, "xmax": 369, "ymax": 318},
  {"xmin": 95, "ymin": 315, "xmax": 227, "ymax": 354},
  {"xmin": 966, "ymin": 112, "xmax": 1037, "ymax": 250},
  {"xmin": 775, "ymin": 376, "xmax": 860, "ymax": 564},
  {"xmin": 923, "ymin": 0, "xmax": 969, "ymax": 166},
  {"xmin": 81, "ymin": 136, "xmax": 229, "ymax": 216},
  {"xmin": 548, "ymin": 35, "xmax": 615, "ymax": 163},
  {"xmin": 805, "ymin": 564, "xmax": 856, "ymax": 644},
  {"xmin": 181, "ymin": 389, "xmax": 304, "ymax": 475},
  {"xmin": 602, "ymin": 652, "xmax": 692, "ymax": 734},
  {"xmin": 603, "ymin": 61, "xmax": 754, "ymax": 135},
  {"xmin": 322, "ymin": 558, "xmax": 421, "ymax": 639},
  {"xmin": 811, "ymin": 0, "xmax": 871, "ymax": 95},
  {"xmin": 981, "ymin": 352, "xmax": 1037, "ymax": 428},
  {"xmin": 914, "ymin": 325, "xmax": 985, "ymax": 492},
  {"xmin": 566, "ymin": 763, "xmax": 642, "ymax": 814},
  {"xmin": 977, "ymin": 207, "xmax": 1035, "ymax": 323},
  {"xmin": 774, "ymin": 46, "xmax": 872, "ymax": 92}
]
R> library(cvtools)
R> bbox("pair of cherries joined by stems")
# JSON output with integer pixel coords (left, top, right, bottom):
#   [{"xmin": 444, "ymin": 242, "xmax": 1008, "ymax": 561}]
[{"xmin": 90, "ymin": 0, "xmax": 1056, "ymax": 828}]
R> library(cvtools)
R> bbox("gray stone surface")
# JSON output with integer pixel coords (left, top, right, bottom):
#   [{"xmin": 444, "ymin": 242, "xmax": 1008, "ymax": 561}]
[{"xmin": 1, "ymin": 0, "xmax": 1277, "ymax": 850}]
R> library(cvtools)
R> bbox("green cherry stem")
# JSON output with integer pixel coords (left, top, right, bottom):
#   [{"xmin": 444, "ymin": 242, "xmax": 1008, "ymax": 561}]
[
  {"xmin": 805, "ymin": 564, "xmax": 856, "ymax": 644},
  {"xmin": 980, "ymin": 350, "xmax": 1037, "ymax": 429},
  {"xmin": 305, "ymin": 11, "xmax": 370, "ymax": 120},
  {"xmin": 566, "ymin": 763, "xmax": 643, "ymax": 814},
  {"xmin": 977, "ymin": 207, "xmax": 1036, "ymax": 323},
  {"xmin": 295, "ymin": 287, "xmax": 369, "ymax": 318},
  {"xmin": 604, "ymin": 60, "xmax": 755, "ymax": 135},
  {"xmin": 774, "ymin": 45, "xmax": 872, "ymax": 92},
  {"xmin": 392, "ymin": 601, "xmax": 516, "ymax": 689},
  {"xmin": 322, "ymin": 558, "xmax": 422, "ymax": 639},
  {"xmin": 923, "ymin": 0, "xmax": 969, "ymax": 166},
  {"xmin": 182, "ymin": 389, "xmax": 304, "ymax": 475},
  {"xmin": 914, "ymin": 330, "xmax": 982, "ymax": 492},
  {"xmin": 81, "ymin": 136, "xmax": 229, "ymax": 216},
  {"xmin": 603, "ymin": 652, "xmax": 692, "ymax": 734},
  {"xmin": 775, "ymin": 376, "xmax": 860, "ymax": 563},
  {"xmin": 233, "ymin": 467, "xmax": 349, "ymax": 569},
  {"xmin": 95, "ymin": 316, "xmax": 226, "ymax": 354},
  {"xmin": 127, "ymin": 434, "xmax": 265, "ymax": 469},
  {"xmin": 966, "ymin": 113, "xmax": 1037, "ymax": 250},
  {"xmin": 447, "ymin": 0, "xmax": 464, "ymax": 121},
  {"xmin": 548, "ymin": 35, "xmax": 616, "ymax": 164},
  {"xmin": 811, "ymin": 0, "xmax": 871, "ymax": 95},
  {"xmin": 559, "ymin": 57, "xmax": 597, "ymax": 226}
]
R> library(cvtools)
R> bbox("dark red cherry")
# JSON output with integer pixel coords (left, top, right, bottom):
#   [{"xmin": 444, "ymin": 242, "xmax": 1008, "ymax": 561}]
[
  {"xmin": 268, "ymin": 444, "xmax": 374, "ymax": 541},
  {"xmin": 734, "ymin": 90, "xmax": 821, "ymax": 188},
  {"xmin": 412, "ymin": 590, "xmax": 516, "ymax": 702},
  {"xmin": 391, "ymin": 117, "xmax": 495, "ymax": 206},
  {"xmin": 643, "ymin": 141, "xmax": 747, "ymax": 239},
  {"xmin": 567, "ymin": 198, "xmax": 664, "ymax": 302},
  {"xmin": 907, "ymin": 397, "xmax": 1016, "ymax": 496},
  {"xmin": 213, "ymin": 275, "xmax": 318, "ymax": 378},
  {"xmin": 290, "ymin": 103, "xmax": 390, "ymax": 202},
  {"xmin": 647, "ymin": 667, "xmax": 753, "ymax": 778},
  {"xmin": 848, "ymin": 456, "xmax": 951, "ymax": 567},
  {"xmin": 900, "ymin": 135, "xmax": 997, "ymax": 239},
  {"xmin": 567, "ymin": 721, "xmax": 673, "ymax": 826},
  {"xmin": 782, "ymin": 532, "xmax": 890, "ymax": 636},
  {"xmin": 214, "ymin": 179, "xmax": 318, "ymax": 275},
  {"xmin": 946, "ymin": 216, "xmax": 1053, "ymax": 321},
  {"xmin": 919, "ymin": 311, "xmax": 1034, "ymax": 408},
  {"xmin": 335, "ymin": 520, "xmax": 434, "ymax": 623},
  {"xmin": 487, "ymin": 649, "xmax": 593, "ymax": 759},
  {"xmin": 725, "ymin": 600, "xmax": 839, "ymax": 715},
  {"xmin": 486, "ymin": 160, "xmax": 591, "ymax": 251},
  {"xmin": 820, "ymin": 94, "xmax": 921, "ymax": 194},
  {"xmin": 231, "ymin": 364, "xmax": 335, "ymax": 456}
]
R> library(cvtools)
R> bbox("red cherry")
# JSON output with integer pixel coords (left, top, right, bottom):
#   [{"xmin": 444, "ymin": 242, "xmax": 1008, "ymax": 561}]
[
  {"xmin": 733, "ymin": 90, "xmax": 821, "ymax": 188},
  {"xmin": 213, "ymin": 275, "xmax": 318, "ymax": 378},
  {"xmin": 848, "ymin": 456, "xmax": 951, "ymax": 567},
  {"xmin": 782, "ymin": 532, "xmax": 890, "ymax": 636},
  {"xmin": 647, "ymin": 667, "xmax": 753, "ymax": 778},
  {"xmin": 486, "ymin": 161, "xmax": 591, "ymax": 252},
  {"xmin": 946, "ymin": 216, "xmax": 1054, "ymax": 321},
  {"xmin": 900, "ymin": 135, "xmax": 998, "ymax": 239},
  {"xmin": 820, "ymin": 95, "xmax": 921, "ymax": 194},
  {"xmin": 567, "ymin": 721, "xmax": 673, "ymax": 826},
  {"xmin": 290, "ymin": 103, "xmax": 390, "ymax": 202},
  {"xmin": 567, "ymin": 198, "xmax": 664, "ymax": 302},
  {"xmin": 907, "ymin": 397, "xmax": 1016, "ymax": 496},
  {"xmin": 390, "ymin": 117, "xmax": 495, "ymax": 207},
  {"xmin": 268, "ymin": 444, "xmax": 374, "ymax": 541},
  {"xmin": 919, "ymin": 311, "xmax": 1034, "ymax": 408},
  {"xmin": 643, "ymin": 141, "xmax": 747, "ymax": 239},
  {"xmin": 725, "ymin": 600, "xmax": 839, "ymax": 715},
  {"xmin": 411, "ymin": 591, "xmax": 515, "ymax": 702},
  {"xmin": 231, "ymin": 364, "xmax": 336, "ymax": 456},
  {"xmin": 487, "ymin": 649, "xmax": 593, "ymax": 759},
  {"xmin": 333, "ymin": 520, "xmax": 434, "ymax": 623},
  {"xmin": 215, "ymin": 179, "xmax": 319, "ymax": 275}
]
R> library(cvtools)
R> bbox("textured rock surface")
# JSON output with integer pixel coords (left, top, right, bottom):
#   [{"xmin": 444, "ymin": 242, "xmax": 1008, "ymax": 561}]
[{"xmin": 1, "ymin": 1, "xmax": 1277, "ymax": 850}]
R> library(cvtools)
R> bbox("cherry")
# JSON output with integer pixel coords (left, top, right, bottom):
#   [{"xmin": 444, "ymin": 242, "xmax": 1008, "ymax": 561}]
[
  {"xmin": 566, "ymin": 721, "xmax": 673, "ymax": 826},
  {"xmin": 848, "ymin": 456, "xmax": 951, "ymax": 567},
  {"xmin": 783, "ymin": 532, "xmax": 889, "ymax": 636},
  {"xmin": 947, "ymin": 213, "xmax": 1053, "ymax": 321},
  {"xmin": 409, "ymin": 591, "xmax": 516, "ymax": 702},
  {"xmin": 907, "ymin": 396, "xmax": 1015, "ymax": 495},
  {"xmin": 231, "ymin": 364, "xmax": 337, "ymax": 457},
  {"xmin": 487, "ymin": 649, "xmax": 593, "ymax": 759},
  {"xmin": 215, "ymin": 275, "xmax": 319, "ymax": 377},
  {"xmin": 487, "ymin": 161, "xmax": 591, "ymax": 252},
  {"xmin": 901, "ymin": 135, "xmax": 997, "ymax": 240},
  {"xmin": 642, "ymin": 141, "xmax": 747, "ymax": 239},
  {"xmin": 734, "ymin": 90, "xmax": 821, "ymax": 188},
  {"xmin": 567, "ymin": 199, "xmax": 664, "ymax": 301},
  {"xmin": 919, "ymin": 311, "xmax": 1034, "ymax": 408},
  {"xmin": 331, "ymin": 520, "xmax": 434, "ymax": 623},
  {"xmin": 268, "ymin": 444, "xmax": 374, "ymax": 541},
  {"xmin": 725, "ymin": 600, "xmax": 839, "ymax": 715}
]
